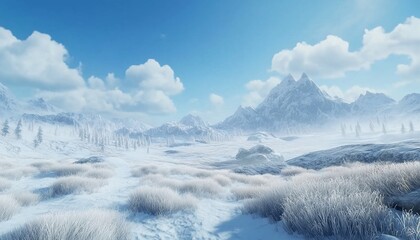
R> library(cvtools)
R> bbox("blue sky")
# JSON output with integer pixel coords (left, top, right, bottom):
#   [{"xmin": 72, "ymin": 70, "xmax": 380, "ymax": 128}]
[{"xmin": 0, "ymin": 0, "xmax": 419, "ymax": 125}]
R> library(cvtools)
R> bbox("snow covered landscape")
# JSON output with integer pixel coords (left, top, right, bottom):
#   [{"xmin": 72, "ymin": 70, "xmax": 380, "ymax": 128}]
[
  {"xmin": 1, "ymin": 1, "xmax": 420, "ymax": 239},
  {"xmin": 1, "ymin": 70, "xmax": 420, "ymax": 239}
]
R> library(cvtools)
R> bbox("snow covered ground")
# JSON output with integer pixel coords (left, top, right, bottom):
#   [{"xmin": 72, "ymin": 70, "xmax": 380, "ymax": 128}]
[{"xmin": 0, "ymin": 123, "xmax": 419, "ymax": 239}]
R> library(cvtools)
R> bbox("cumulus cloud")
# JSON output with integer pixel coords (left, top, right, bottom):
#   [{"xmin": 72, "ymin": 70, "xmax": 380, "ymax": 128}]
[
  {"xmin": 87, "ymin": 76, "xmax": 106, "ymax": 90},
  {"xmin": 209, "ymin": 93, "xmax": 224, "ymax": 107},
  {"xmin": 0, "ymin": 27, "xmax": 84, "ymax": 89},
  {"xmin": 271, "ymin": 16, "xmax": 420, "ymax": 80},
  {"xmin": 320, "ymin": 85, "xmax": 379, "ymax": 103},
  {"xmin": 242, "ymin": 77, "xmax": 280, "ymax": 107},
  {"xmin": 125, "ymin": 59, "xmax": 184, "ymax": 95},
  {"xmin": 40, "ymin": 76, "xmax": 179, "ymax": 114}
]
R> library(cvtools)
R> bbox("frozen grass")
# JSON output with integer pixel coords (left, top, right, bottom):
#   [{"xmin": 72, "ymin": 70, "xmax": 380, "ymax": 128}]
[
  {"xmin": 282, "ymin": 179, "xmax": 388, "ymax": 239},
  {"xmin": 83, "ymin": 169, "xmax": 114, "ymax": 179},
  {"xmin": 0, "ymin": 166, "xmax": 38, "ymax": 180},
  {"xmin": 132, "ymin": 165, "xmax": 168, "ymax": 177},
  {"xmin": 128, "ymin": 186, "xmax": 197, "ymax": 215},
  {"xmin": 49, "ymin": 176, "xmax": 104, "ymax": 197},
  {"xmin": 244, "ymin": 182, "xmax": 290, "ymax": 221},
  {"xmin": 12, "ymin": 192, "xmax": 39, "ymax": 206},
  {"xmin": 393, "ymin": 211, "xmax": 420, "ymax": 240},
  {"xmin": 0, "ymin": 177, "xmax": 12, "ymax": 192},
  {"xmin": 211, "ymin": 174, "xmax": 232, "ymax": 186},
  {"xmin": 244, "ymin": 162, "xmax": 420, "ymax": 239},
  {"xmin": 231, "ymin": 185, "xmax": 273, "ymax": 200},
  {"xmin": 0, "ymin": 196, "xmax": 20, "ymax": 221},
  {"xmin": 2, "ymin": 210, "xmax": 131, "ymax": 240},
  {"xmin": 43, "ymin": 164, "xmax": 90, "ymax": 177},
  {"xmin": 280, "ymin": 166, "xmax": 313, "ymax": 177}
]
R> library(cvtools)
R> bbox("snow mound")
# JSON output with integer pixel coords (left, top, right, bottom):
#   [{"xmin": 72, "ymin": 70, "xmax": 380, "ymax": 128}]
[
  {"xmin": 235, "ymin": 145, "xmax": 283, "ymax": 163},
  {"xmin": 389, "ymin": 188, "xmax": 420, "ymax": 214},
  {"xmin": 247, "ymin": 132, "xmax": 276, "ymax": 142},
  {"xmin": 288, "ymin": 141, "xmax": 420, "ymax": 170}
]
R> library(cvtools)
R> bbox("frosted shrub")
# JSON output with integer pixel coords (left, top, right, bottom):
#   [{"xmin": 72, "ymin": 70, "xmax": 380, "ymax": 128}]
[
  {"xmin": 243, "ymin": 182, "xmax": 291, "ymax": 221},
  {"xmin": 49, "ymin": 176, "xmax": 104, "ymax": 197},
  {"xmin": 128, "ymin": 187, "xmax": 197, "ymax": 215},
  {"xmin": 2, "ymin": 210, "xmax": 130, "ymax": 240},
  {"xmin": 282, "ymin": 178, "xmax": 388, "ymax": 239}
]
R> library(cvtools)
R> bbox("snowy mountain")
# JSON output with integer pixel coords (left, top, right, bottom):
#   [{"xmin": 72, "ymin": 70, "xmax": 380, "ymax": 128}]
[
  {"xmin": 218, "ymin": 73, "xmax": 349, "ymax": 132},
  {"xmin": 215, "ymin": 106, "xmax": 259, "ymax": 131},
  {"xmin": 218, "ymin": 73, "xmax": 420, "ymax": 132},
  {"xmin": 256, "ymin": 73, "xmax": 349, "ymax": 129},
  {"xmin": 179, "ymin": 114, "xmax": 209, "ymax": 128},
  {"xmin": 146, "ymin": 114, "xmax": 228, "ymax": 141},
  {"xmin": 351, "ymin": 91, "xmax": 395, "ymax": 115},
  {"xmin": 25, "ymin": 98, "xmax": 59, "ymax": 113}
]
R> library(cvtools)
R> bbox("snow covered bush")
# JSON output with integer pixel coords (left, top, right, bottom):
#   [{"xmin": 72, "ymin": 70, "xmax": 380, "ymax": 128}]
[
  {"xmin": 128, "ymin": 186, "xmax": 197, "ymax": 215},
  {"xmin": 49, "ymin": 176, "xmax": 104, "ymax": 197},
  {"xmin": 0, "ymin": 196, "xmax": 20, "ymax": 221},
  {"xmin": 2, "ymin": 210, "xmax": 130, "ymax": 240}
]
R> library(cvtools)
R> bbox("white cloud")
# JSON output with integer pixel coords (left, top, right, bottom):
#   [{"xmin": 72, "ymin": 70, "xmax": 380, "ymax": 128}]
[
  {"xmin": 0, "ymin": 27, "xmax": 84, "ymax": 89},
  {"xmin": 271, "ymin": 16, "xmax": 420, "ymax": 80},
  {"xmin": 125, "ymin": 59, "xmax": 184, "ymax": 95},
  {"xmin": 0, "ymin": 26, "xmax": 184, "ymax": 115},
  {"xmin": 39, "ymin": 58, "xmax": 184, "ymax": 115},
  {"xmin": 105, "ymin": 73, "xmax": 119, "ymax": 88},
  {"xmin": 320, "ymin": 85, "xmax": 378, "ymax": 103},
  {"xmin": 87, "ymin": 76, "xmax": 106, "ymax": 90},
  {"xmin": 242, "ymin": 77, "xmax": 280, "ymax": 107},
  {"xmin": 272, "ymin": 35, "xmax": 367, "ymax": 78},
  {"xmin": 209, "ymin": 93, "xmax": 224, "ymax": 107}
]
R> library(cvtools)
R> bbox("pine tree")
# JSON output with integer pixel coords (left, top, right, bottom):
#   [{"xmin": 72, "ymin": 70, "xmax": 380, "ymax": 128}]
[
  {"xmin": 34, "ymin": 127, "xmax": 43, "ymax": 147},
  {"xmin": 1, "ymin": 120, "xmax": 9, "ymax": 136},
  {"xmin": 382, "ymin": 123, "xmax": 387, "ymax": 134},
  {"xmin": 409, "ymin": 121, "xmax": 414, "ymax": 133},
  {"xmin": 14, "ymin": 120, "xmax": 22, "ymax": 139},
  {"xmin": 355, "ymin": 122, "xmax": 361, "ymax": 138},
  {"xmin": 401, "ymin": 124, "xmax": 406, "ymax": 134}
]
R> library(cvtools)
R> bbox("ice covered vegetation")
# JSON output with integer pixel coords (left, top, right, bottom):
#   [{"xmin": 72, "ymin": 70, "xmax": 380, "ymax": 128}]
[{"xmin": 1, "ymin": 73, "xmax": 420, "ymax": 239}]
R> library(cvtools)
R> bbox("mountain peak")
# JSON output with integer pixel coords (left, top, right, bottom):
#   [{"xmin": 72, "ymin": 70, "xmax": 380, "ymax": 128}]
[
  {"xmin": 179, "ymin": 114, "xmax": 208, "ymax": 127},
  {"xmin": 299, "ymin": 73, "xmax": 310, "ymax": 82}
]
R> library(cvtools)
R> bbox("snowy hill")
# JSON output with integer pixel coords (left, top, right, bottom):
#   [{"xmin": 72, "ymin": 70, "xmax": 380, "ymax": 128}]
[{"xmin": 287, "ymin": 141, "xmax": 420, "ymax": 170}]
